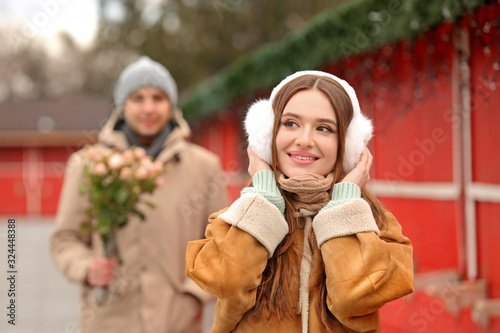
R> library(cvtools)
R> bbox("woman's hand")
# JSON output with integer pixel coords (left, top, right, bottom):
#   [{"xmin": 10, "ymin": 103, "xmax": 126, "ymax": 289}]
[
  {"xmin": 87, "ymin": 256, "xmax": 118, "ymax": 286},
  {"xmin": 341, "ymin": 146, "xmax": 372, "ymax": 189},
  {"xmin": 247, "ymin": 146, "xmax": 272, "ymax": 178}
]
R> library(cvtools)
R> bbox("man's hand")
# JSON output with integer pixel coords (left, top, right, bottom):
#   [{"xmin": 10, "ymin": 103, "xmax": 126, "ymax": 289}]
[{"xmin": 87, "ymin": 256, "xmax": 118, "ymax": 286}]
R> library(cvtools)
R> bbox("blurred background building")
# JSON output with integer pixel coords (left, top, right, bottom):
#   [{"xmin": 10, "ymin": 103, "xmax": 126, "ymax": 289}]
[{"xmin": 1, "ymin": 0, "xmax": 499, "ymax": 332}]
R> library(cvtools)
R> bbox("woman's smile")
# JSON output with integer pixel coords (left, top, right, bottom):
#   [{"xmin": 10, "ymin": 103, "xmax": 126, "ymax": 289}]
[{"xmin": 287, "ymin": 150, "xmax": 319, "ymax": 165}]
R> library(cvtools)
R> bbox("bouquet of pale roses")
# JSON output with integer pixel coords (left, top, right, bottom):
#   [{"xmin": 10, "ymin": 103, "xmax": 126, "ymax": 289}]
[{"xmin": 79, "ymin": 145, "xmax": 166, "ymax": 305}]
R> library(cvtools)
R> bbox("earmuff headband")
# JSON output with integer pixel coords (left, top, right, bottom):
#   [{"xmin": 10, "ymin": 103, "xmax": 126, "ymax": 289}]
[{"xmin": 244, "ymin": 70, "xmax": 373, "ymax": 173}]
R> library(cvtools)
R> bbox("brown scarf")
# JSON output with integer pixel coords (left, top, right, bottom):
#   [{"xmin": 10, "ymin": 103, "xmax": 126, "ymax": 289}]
[{"xmin": 277, "ymin": 172, "xmax": 334, "ymax": 211}]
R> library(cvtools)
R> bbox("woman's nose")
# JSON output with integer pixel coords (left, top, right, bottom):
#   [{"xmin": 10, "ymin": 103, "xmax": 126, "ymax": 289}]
[{"xmin": 295, "ymin": 129, "xmax": 314, "ymax": 147}]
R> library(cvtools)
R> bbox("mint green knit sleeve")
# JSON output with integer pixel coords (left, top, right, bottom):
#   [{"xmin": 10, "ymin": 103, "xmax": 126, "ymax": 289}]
[
  {"xmin": 241, "ymin": 170, "xmax": 285, "ymax": 215},
  {"xmin": 319, "ymin": 182, "xmax": 361, "ymax": 213}
]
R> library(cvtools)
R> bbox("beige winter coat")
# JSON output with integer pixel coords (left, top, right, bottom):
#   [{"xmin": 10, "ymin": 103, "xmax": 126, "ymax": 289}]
[
  {"xmin": 186, "ymin": 193, "xmax": 414, "ymax": 332},
  {"xmin": 51, "ymin": 110, "xmax": 228, "ymax": 333}
]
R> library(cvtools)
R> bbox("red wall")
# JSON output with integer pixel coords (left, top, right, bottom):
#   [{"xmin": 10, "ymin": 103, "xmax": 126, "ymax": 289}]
[
  {"xmin": 191, "ymin": 110, "xmax": 247, "ymax": 203},
  {"xmin": 0, "ymin": 147, "xmax": 77, "ymax": 216},
  {"xmin": 469, "ymin": 2, "xmax": 500, "ymax": 319},
  {"xmin": 0, "ymin": 148, "xmax": 26, "ymax": 214}
]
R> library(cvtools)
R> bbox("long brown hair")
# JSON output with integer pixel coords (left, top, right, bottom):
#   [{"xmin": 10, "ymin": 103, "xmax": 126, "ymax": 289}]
[{"xmin": 249, "ymin": 74, "xmax": 386, "ymax": 326}]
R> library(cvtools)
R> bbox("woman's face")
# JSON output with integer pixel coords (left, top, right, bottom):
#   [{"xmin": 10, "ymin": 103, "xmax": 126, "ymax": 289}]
[{"xmin": 275, "ymin": 89, "xmax": 338, "ymax": 177}]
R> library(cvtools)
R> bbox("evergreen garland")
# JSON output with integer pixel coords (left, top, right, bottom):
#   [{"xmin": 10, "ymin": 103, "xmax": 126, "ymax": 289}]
[{"xmin": 180, "ymin": 0, "xmax": 489, "ymax": 120}]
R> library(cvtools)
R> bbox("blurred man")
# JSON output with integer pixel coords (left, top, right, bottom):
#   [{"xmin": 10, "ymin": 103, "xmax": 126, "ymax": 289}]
[{"xmin": 50, "ymin": 56, "xmax": 228, "ymax": 333}]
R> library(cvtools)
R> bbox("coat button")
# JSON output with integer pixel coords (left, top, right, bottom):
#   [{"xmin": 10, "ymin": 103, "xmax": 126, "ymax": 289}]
[{"xmin": 296, "ymin": 301, "xmax": 302, "ymax": 315}]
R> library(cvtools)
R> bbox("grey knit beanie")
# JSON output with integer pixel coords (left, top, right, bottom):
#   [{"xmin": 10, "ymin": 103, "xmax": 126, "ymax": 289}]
[{"xmin": 113, "ymin": 56, "xmax": 178, "ymax": 112}]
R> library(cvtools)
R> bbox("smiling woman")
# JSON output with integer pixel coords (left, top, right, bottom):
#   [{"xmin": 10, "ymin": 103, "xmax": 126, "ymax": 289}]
[{"xmin": 186, "ymin": 70, "xmax": 414, "ymax": 333}]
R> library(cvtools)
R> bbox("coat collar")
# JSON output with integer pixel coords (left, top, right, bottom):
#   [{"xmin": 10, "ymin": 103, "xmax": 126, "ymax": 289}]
[{"xmin": 97, "ymin": 108, "xmax": 192, "ymax": 163}]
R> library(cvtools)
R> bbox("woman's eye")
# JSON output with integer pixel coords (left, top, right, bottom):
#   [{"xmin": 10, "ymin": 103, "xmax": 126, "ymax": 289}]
[
  {"xmin": 317, "ymin": 126, "xmax": 333, "ymax": 133},
  {"xmin": 283, "ymin": 120, "xmax": 298, "ymax": 128}
]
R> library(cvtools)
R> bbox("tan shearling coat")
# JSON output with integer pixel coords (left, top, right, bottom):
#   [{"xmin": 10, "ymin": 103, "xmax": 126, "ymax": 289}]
[
  {"xmin": 186, "ymin": 193, "xmax": 414, "ymax": 332},
  {"xmin": 51, "ymin": 110, "xmax": 228, "ymax": 333}
]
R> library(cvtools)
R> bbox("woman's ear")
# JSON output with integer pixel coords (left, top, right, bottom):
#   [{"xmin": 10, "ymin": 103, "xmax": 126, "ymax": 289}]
[{"xmin": 244, "ymin": 99, "xmax": 274, "ymax": 165}]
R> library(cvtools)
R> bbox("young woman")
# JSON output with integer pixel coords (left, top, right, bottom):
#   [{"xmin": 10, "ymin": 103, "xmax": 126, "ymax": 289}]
[{"xmin": 186, "ymin": 70, "xmax": 414, "ymax": 333}]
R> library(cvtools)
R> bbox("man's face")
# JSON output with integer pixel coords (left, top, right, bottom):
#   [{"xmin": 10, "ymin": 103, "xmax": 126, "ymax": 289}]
[{"xmin": 123, "ymin": 87, "xmax": 171, "ymax": 145}]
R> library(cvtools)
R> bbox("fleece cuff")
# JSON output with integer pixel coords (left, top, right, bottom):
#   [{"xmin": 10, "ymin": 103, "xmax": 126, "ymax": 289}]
[
  {"xmin": 313, "ymin": 198, "xmax": 380, "ymax": 248},
  {"xmin": 241, "ymin": 170, "xmax": 285, "ymax": 215},
  {"xmin": 219, "ymin": 193, "xmax": 288, "ymax": 258}
]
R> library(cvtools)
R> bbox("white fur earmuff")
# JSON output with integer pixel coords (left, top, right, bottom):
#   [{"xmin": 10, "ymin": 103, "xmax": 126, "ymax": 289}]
[{"xmin": 244, "ymin": 70, "xmax": 373, "ymax": 173}]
